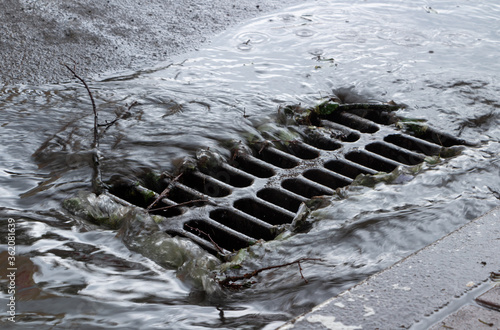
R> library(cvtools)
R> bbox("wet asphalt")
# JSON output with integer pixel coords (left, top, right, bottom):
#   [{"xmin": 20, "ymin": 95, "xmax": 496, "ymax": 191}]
[{"xmin": 1, "ymin": 0, "xmax": 301, "ymax": 85}]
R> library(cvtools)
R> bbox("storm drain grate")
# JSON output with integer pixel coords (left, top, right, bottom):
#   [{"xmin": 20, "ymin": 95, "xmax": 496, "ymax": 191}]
[{"xmin": 108, "ymin": 107, "xmax": 474, "ymax": 255}]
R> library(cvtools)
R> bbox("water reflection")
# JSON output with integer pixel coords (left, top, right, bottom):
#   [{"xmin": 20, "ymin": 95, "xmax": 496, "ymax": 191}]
[{"xmin": 1, "ymin": 0, "xmax": 500, "ymax": 328}]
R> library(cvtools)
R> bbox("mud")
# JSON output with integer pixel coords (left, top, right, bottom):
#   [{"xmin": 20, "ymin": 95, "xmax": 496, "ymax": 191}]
[{"xmin": 0, "ymin": 0, "xmax": 302, "ymax": 85}]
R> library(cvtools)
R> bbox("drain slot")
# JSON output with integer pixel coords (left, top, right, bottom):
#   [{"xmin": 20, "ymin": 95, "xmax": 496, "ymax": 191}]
[
  {"xmin": 304, "ymin": 130, "xmax": 345, "ymax": 150},
  {"xmin": 257, "ymin": 147, "xmax": 300, "ymax": 169},
  {"xmin": 183, "ymin": 220, "xmax": 253, "ymax": 252},
  {"xmin": 234, "ymin": 198, "xmax": 294, "ymax": 225},
  {"xmin": 384, "ymin": 134, "xmax": 442, "ymax": 156},
  {"xmin": 402, "ymin": 123, "xmax": 469, "ymax": 147},
  {"xmin": 167, "ymin": 185, "xmax": 208, "ymax": 206},
  {"xmin": 365, "ymin": 142, "xmax": 425, "ymax": 165},
  {"xmin": 303, "ymin": 168, "xmax": 352, "ymax": 190},
  {"xmin": 180, "ymin": 171, "xmax": 231, "ymax": 197},
  {"xmin": 209, "ymin": 209, "xmax": 275, "ymax": 241},
  {"xmin": 282, "ymin": 177, "xmax": 335, "ymax": 198},
  {"xmin": 323, "ymin": 159, "xmax": 377, "ymax": 179},
  {"xmin": 257, "ymin": 188, "xmax": 306, "ymax": 213},
  {"xmin": 326, "ymin": 112, "xmax": 379, "ymax": 133},
  {"xmin": 286, "ymin": 142, "xmax": 320, "ymax": 160},
  {"xmin": 108, "ymin": 183, "xmax": 183, "ymax": 217},
  {"xmin": 320, "ymin": 120, "xmax": 361, "ymax": 142},
  {"xmin": 231, "ymin": 155, "xmax": 275, "ymax": 178},
  {"xmin": 200, "ymin": 163, "xmax": 254, "ymax": 188},
  {"xmin": 345, "ymin": 150, "xmax": 399, "ymax": 172}
]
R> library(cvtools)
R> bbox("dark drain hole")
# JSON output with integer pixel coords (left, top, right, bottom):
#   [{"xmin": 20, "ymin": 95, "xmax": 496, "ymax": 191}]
[
  {"xmin": 360, "ymin": 110, "xmax": 397, "ymax": 125},
  {"xmin": 327, "ymin": 112, "xmax": 379, "ymax": 133},
  {"xmin": 384, "ymin": 134, "xmax": 441, "ymax": 156},
  {"xmin": 282, "ymin": 178, "xmax": 334, "ymax": 198},
  {"xmin": 180, "ymin": 172, "xmax": 231, "ymax": 197},
  {"xmin": 200, "ymin": 164, "xmax": 254, "ymax": 188},
  {"xmin": 365, "ymin": 142, "xmax": 424, "ymax": 166},
  {"xmin": 324, "ymin": 159, "xmax": 376, "ymax": 179},
  {"xmin": 403, "ymin": 123, "xmax": 467, "ymax": 147},
  {"xmin": 183, "ymin": 220, "xmax": 252, "ymax": 252},
  {"xmin": 234, "ymin": 198, "xmax": 294, "ymax": 225},
  {"xmin": 304, "ymin": 134, "xmax": 343, "ymax": 150},
  {"xmin": 209, "ymin": 209, "xmax": 275, "ymax": 241},
  {"xmin": 231, "ymin": 155, "xmax": 275, "ymax": 178},
  {"xmin": 257, "ymin": 147, "xmax": 299, "ymax": 169},
  {"xmin": 303, "ymin": 169, "xmax": 352, "ymax": 190},
  {"xmin": 320, "ymin": 120, "xmax": 361, "ymax": 143},
  {"xmin": 285, "ymin": 142, "xmax": 320, "ymax": 160},
  {"xmin": 257, "ymin": 188, "xmax": 305, "ymax": 213},
  {"xmin": 345, "ymin": 150, "xmax": 398, "ymax": 173},
  {"xmin": 108, "ymin": 184, "xmax": 183, "ymax": 217}
]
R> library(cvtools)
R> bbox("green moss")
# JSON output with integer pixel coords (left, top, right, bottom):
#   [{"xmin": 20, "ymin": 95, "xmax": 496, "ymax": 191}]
[
  {"xmin": 440, "ymin": 146, "xmax": 463, "ymax": 158},
  {"xmin": 314, "ymin": 101, "xmax": 340, "ymax": 115},
  {"xmin": 396, "ymin": 122, "xmax": 428, "ymax": 137}
]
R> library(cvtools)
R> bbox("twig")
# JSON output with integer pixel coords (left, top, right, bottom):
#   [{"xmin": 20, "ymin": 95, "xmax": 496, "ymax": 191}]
[
  {"xmin": 148, "ymin": 199, "xmax": 207, "ymax": 212},
  {"xmin": 146, "ymin": 173, "xmax": 183, "ymax": 211},
  {"xmin": 64, "ymin": 64, "xmax": 105, "ymax": 195},
  {"xmin": 336, "ymin": 103, "xmax": 403, "ymax": 113},
  {"xmin": 98, "ymin": 101, "xmax": 138, "ymax": 133},
  {"xmin": 252, "ymin": 139, "xmax": 299, "ymax": 154},
  {"xmin": 218, "ymin": 257, "xmax": 322, "ymax": 287},
  {"xmin": 64, "ymin": 64, "xmax": 98, "ymax": 148},
  {"xmin": 185, "ymin": 224, "xmax": 224, "ymax": 255}
]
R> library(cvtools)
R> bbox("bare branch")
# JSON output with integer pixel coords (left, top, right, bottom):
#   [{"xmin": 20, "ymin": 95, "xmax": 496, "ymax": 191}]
[
  {"xmin": 218, "ymin": 257, "xmax": 322, "ymax": 288},
  {"xmin": 146, "ymin": 173, "xmax": 183, "ymax": 211},
  {"xmin": 185, "ymin": 224, "xmax": 224, "ymax": 255},
  {"xmin": 148, "ymin": 199, "xmax": 207, "ymax": 212}
]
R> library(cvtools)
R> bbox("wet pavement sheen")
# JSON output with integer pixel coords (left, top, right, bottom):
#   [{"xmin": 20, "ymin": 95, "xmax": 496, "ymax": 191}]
[{"xmin": 281, "ymin": 206, "xmax": 500, "ymax": 329}]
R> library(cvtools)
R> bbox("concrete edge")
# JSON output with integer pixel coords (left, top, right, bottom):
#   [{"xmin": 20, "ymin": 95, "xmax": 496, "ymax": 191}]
[{"xmin": 279, "ymin": 204, "xmax": 500, "ymax": 329}]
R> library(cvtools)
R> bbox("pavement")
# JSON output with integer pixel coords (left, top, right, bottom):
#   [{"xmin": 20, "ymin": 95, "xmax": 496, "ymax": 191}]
[
  {"xmin": 0, "ymin": 0, "xmax": 301, "ymax": 85},
  {"xmin": 279, "ymin": 205, "xmax": 500, "ymax": 329}
]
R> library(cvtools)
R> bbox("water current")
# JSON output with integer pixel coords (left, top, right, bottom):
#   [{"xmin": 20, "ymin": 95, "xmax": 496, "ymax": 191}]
[{"xmin": 1, "ymin": 0, "xmax": 500, "ymax": 329}]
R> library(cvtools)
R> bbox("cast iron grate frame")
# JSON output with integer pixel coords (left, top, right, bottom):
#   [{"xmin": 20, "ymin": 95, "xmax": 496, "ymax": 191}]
[{"xmin": 107, "ymin": 106, "xmax": 475, "ymax": 256}]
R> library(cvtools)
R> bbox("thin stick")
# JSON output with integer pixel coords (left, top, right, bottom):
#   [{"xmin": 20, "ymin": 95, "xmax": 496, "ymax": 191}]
[
  {"xmin": 64, "ymin": 64, "xmax": 98, "ymax": 148},
  {"xmin": 64, "ymin": 64, "xmax": 104, "ymax": 194},
  {"xmin": 146, "ymin": 173, "xmax": 183, "ymax": 211},
  {"xmin": 219, "ymin": 257, "xmax": 322, "ymax": 287},
  {"xmin": 148, "ymin": 199, "xmax": 207, "ymax": 212},
  {"xmin": 185, "ymin": 224, "xmax": 224, "ymax": 255}
]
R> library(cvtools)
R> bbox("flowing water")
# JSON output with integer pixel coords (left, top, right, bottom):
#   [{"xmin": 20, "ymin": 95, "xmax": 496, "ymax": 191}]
[{"xmin": 1, "ymin": 0, "xmax": 500, "ymax": 329}]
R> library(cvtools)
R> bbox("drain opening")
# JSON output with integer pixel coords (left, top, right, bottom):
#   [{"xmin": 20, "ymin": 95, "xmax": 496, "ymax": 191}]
[
  {"xmin": 319, "ymin": 120, "xmax": 361, "ymax": 143},
  {"xmin": 345, "ymin": 150, "xmax": 399, "ymax": 173},
  {"xmin": 183, "ymin": 220, "xmax": 253, "ymax": 252},
  {"xmin": 365, "ymin": 142, "xmax": 425, "ymax": 166},
  {"xmin": 303, "ymin": 130, "xmax": 344, "ymax": 150},
  {"xmin": 256, "ymin": 147, "xmax": 300, "ymax": 169},
  {"xmin": 231, "ymin": 155, "xmax": 275, "ymax": 178},
  {"xmin": 167, "ymin": 185, "xmax": 208, "ymax": 206},
  {"xmin": 282, "ymin": 177, "xmax": 335, "ymax": 198},
  {"xmin": 257, "ymin": 188, "xmax": 306, "ymax": 213},
  {"xmin": 402, "ymin": 123, "xmax": 468, "ymax": 147},
  {"xmin": 234, "ymin": 198, "xmax": 294, "ymax": 225},
  {"xmin": 325, "ymin": 112, "xmax": 379, "ymax": 133},
  {"xmin": 180, "ymin": 171, "xmax": 231, "ymax": 197},
  {"xmin": 303, "ymin": 168, "xmax": 352, "ymax": 190},
  {"xmin": 199, "ymin": 163, "xmax": 254, "ymax": 188},
  {"xmin": 359, "ymin": 109, "xmax": 397, "ymax": 125},
  {"xmin": 209, "ymin": 209, "xmax": 275, "ymax": 241},
  {"xmin": 108, "ymin": 183, "xmax": 183, "ymax": 217},
  {"xmin": 285, "ymin": 142, "xmax": 320, "ymax": 160},
  {"xmin": 323, "ymin": 159, "xmax": 377, "ymax": 179},
  {"xmin": 384, "ymin": 134, "xmax": 442, "ymax": 156}
]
